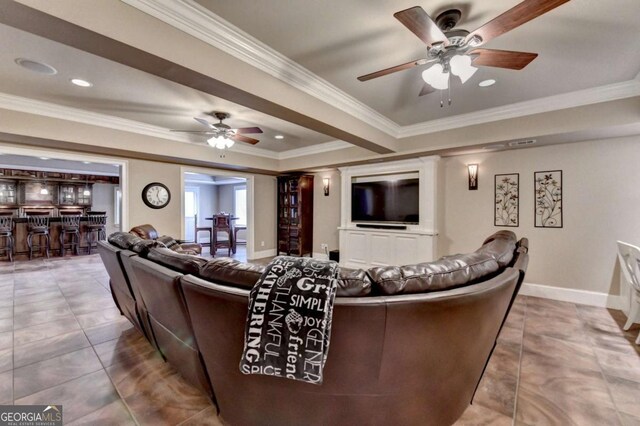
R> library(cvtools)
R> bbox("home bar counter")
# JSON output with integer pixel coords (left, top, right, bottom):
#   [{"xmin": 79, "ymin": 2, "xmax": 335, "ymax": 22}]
[
  {"xmin": 10, "ymin": 216, "xmax": 102, "ymax": 257},
  {"xmin": 0, "ymin": 167, "xmax": 119, "ymax": 259}
]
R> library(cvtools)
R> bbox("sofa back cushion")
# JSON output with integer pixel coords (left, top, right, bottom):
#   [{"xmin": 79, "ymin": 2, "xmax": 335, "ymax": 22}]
[
  {"xmin": 157, "ymin": 235, "xmax": 180, "ymax": 250},
  {"xmin": 130, "ymin": 224, "xmax": 159, "ymax": 240},
  {"xmin": 147, "ymin": 247, "xmax": 207, "ymax": 275},
  {"xmin": 477, "ymin": 232, "xmax": 516, "ymax": 267},
  {"xmin": 368, "ymin": 252, "xmax": 499, "ymax": 295},
  {"xmin": 337, "ymin": 268, "xmax": 372, "ymax": 297},
  {"xmin": 130, "ymin": 239, "xmax": 166, "ymax": 257},
  {"xmin": 108, "ymin": 232, "xmax": 142, "ymax": 250},
  {"xmin": 198, "ymin": 258, "xmax": 265, "ymax": 289}
]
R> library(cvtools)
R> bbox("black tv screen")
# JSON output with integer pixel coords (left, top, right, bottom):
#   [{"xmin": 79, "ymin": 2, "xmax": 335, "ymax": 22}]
[{"xmin": 351, "ymin": 178, "xmax": 419, "ymax": 224}]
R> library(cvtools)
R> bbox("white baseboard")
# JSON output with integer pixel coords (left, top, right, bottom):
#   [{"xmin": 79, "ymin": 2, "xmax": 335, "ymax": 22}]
[
  {"xmin": 249, "ymin": 249, "xmax": 276, "ymax": 260},
  {"xmin": 312, "ymin": 252, "xmax": 329, "ymax": 260},
  {"xmin": 521, "ymin": 282, "xmax": 623, "ymax": 310}
]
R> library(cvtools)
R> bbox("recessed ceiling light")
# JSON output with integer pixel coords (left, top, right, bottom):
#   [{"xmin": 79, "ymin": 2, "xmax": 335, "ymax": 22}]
[
  {"xmin": 15, "ymin": 58, "xmax": 57, "ymax": 75},
  {"xmin": 274, "ymin": 135, "xmax": 284, "ymax": 140},
  {"xmin": 479, "ymin": 79, "xmax": 496, "ymax": 87},
  {"xmin": 39, "ymin": 157, "xmax": 49, "ymax": 160},
  {"xmin": 70, "ymin": 78, "xmax": 93, "ymax": 87},
  {"xmin": 82, "ymin": 161, "xmax": 91, "ymax": 164}
]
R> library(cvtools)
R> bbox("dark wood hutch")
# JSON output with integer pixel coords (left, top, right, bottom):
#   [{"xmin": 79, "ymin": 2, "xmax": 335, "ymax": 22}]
[
  {"xmin": 0, "ymin": 168, "xmax": 119, "ymax": 258},
  {"xmin": 277, "ymin": 175, "xmax": 313, "ymax": 257}
]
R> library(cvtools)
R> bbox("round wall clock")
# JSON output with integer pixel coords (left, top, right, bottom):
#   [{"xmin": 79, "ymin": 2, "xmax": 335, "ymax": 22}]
[{"xmin": 142, "ymin": 182, "xmax": 171, "ymax": 209}]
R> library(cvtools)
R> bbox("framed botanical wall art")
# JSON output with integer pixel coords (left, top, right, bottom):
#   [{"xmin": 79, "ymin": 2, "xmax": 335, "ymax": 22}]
[
  {"xmin": 534, "ymin": 170, "xmax": 562, "ymax": 228},
  {"xmin": 494, "ymin": 174, "xmax": 519, "ymax": 227}
]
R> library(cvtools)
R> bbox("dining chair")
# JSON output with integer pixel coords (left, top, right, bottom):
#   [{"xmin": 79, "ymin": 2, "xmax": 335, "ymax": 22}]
[
  {"xmin": 194, "ymin": 213, "xmax": 212, "ymax": 247},
  {"xmin": 616, "ymin": 241, "xmax": 640, "ymax": 344},
  {"xmin": 212, "ymin": 214, "xmax": 232, "ymax": 257}
]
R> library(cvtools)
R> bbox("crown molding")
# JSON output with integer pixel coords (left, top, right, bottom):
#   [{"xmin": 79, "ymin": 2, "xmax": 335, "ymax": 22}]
[
  {"xmin": 398, "ymin": 79, "xmax": 640, "ymax": 138},
  {"xmin": 121, "ymin": 0, "xmax": 401, "ymax": 137},
  {"xmin": 0, "ymin": 92, "xmax": 351, "ymax": 161}
]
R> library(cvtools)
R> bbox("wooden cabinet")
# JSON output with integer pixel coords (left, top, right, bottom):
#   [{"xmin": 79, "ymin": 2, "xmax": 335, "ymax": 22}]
[
  {"xmin": 0, "ymin": 180, "xmax": 17, "ymax": 205},
  {"xmin": 277, "ymin": 175, "xmax": 313, "ymax": 257},
  {"xmin": 59, "ymin": 184, "xmax": 93, "ymax": 206}
]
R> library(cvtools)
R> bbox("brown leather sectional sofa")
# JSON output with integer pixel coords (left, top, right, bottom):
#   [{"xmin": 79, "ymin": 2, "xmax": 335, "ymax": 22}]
[{"xmin": 98, "ymin": 229, "xmax": 528, "ymax": 426}]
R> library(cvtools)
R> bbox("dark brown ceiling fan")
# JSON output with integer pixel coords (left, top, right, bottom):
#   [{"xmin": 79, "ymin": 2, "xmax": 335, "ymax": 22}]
[
  {"xmin": 171, "ymin": 112, "xmax": 263, "ymax": 148},
  {"xmin": 358, "ymin": 0, "xmax": 570, "ymax": 97}
]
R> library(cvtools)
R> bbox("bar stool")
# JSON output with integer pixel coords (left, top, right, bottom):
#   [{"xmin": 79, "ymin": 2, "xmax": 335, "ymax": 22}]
[
  {"xmin": 59, "ymin": 210, "xmax": 81, "ymax": 256},
  {"xmin": 194, "ymin": 213, "xmax": 212, "ymax": 247},
  {"xmin": 86, "ymin": 211, "xmax": 107, "ymax": 254},
  {"xmin": 26, "ymin": 212, "xmax": 50, "ymax": 260},
  {"xmin": 0, "ymin": 212, "xmax": 14, "ymax": 262},
  {"xmin": 212, "ymin": 214, "xmax": 232, "ymax": 257}
]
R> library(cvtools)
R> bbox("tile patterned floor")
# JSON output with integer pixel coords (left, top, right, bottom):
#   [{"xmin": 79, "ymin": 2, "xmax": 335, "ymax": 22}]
[{"xmin": 0, "ymin": 255, "xmax": 639, "ymax": 425}]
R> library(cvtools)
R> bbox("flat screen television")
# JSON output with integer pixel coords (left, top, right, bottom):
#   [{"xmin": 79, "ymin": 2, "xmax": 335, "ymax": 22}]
[{"xmin": 351, "ymin": 177, "xmax": 419, "ymax": 224}]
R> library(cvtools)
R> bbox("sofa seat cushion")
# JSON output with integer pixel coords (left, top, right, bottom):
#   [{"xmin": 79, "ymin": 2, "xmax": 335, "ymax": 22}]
[
  {"xmin": 147, "ymin": 247, "xmax": 207, "ymax": 275},
  {"xmin": 108, "ymin": 232, "xmax": 143, "ymax": 250},
  {"xmin": 368, "ymin": 252, "xmax": 499, "ymax": 295},
  {"xmin": 198, "ymin": 258, "xmax": 265, "ymax": 289},
  {"xmin": 478, "ymin": 231, "xmax": 517, "ymax": 267},
  {"xmin": 336, "ymin": 268, "xmax": 372, "ymax": 297}
]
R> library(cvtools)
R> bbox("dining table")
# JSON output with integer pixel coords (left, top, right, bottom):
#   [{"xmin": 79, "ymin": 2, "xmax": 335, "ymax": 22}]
[{"xmin": 205, "ymin": 215, "xmax": 238, "ymax": 254}]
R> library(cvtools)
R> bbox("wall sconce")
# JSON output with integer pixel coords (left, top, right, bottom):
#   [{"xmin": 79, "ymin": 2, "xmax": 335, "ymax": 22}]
[
  {"xmin": 468, "ymin": 164, "xmax": 478, "ymax": 190},
  {"xmin": 323, "ymin": 177, "xmax": 330, "ymax": 196}
]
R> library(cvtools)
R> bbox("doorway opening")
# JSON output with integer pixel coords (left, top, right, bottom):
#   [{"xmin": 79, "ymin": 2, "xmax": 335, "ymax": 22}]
[{"xmin": 183, "ymin": 172, "xmax": 249, "ymax": 261}]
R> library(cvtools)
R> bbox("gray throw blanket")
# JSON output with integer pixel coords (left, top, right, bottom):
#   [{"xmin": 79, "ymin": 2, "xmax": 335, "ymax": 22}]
[{"xmin": 239, "ymin": 256, "xmax": 339, "ymax": 385}]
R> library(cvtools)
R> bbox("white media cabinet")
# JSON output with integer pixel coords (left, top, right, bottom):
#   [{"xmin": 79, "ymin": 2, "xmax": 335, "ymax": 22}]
[{"xmin": 338, "ymin": 157, "xmax": 439, "ymax": 269}]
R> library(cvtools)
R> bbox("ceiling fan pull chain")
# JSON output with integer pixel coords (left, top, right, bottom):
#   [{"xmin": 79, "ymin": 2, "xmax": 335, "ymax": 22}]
[
  {"xmin": 440, "ymin": 90, "xmax": 444, "ymax": 108},
  {"xmin": 448, "ymin": 76, "xmax": 452, "ymax": 106}
]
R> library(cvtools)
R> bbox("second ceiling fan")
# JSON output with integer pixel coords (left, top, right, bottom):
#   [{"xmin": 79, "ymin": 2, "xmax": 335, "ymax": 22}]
[{"xmin": 358, "ymin": 0, "xmax": 570, "ymax": 98}]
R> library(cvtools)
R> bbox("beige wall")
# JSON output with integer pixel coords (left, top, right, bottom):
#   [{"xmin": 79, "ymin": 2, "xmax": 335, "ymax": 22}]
[
  {"xmin": 253, "ymin": 175, "xmax": 277, "ymax": 253},
  {"xmin": 312, "ymin": 171, "xmax": 341, "ymax": 255},
  {"xmin": 92, "ymin": 183, "xmax": 119, "ymax": 235},
  {"xmin": 438, "ymin": 135, "xmax": 640, "ymax": 295},
  {"xmin": 128, "ymin": 159, "xmax": 183, "ymax": 237}
]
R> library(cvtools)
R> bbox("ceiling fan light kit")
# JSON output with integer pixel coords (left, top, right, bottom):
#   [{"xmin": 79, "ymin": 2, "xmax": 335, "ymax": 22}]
[
  {"xmin": 171, "ymin": 111, "xmax": 263, "ymax": 150},
  {"xmin": 358, "ymin": 0, "xmax": 571, "ymax": 103}
]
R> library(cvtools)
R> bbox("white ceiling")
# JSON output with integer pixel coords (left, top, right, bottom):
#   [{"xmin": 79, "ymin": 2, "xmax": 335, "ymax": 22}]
[
  {"xmin": 195, "ymin": 0, "xmax": 640, "ymax": 126},
  {"xmin": 1, "ymin": 0, "xmax": 639, "ymax": 162},
  {"xmin": 0, "ymin": 23, "xmax": 333, "ymax": 152}
]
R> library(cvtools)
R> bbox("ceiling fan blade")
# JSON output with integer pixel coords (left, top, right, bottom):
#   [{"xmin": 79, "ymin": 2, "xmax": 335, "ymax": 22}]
[
  {"xmin": 233, "ymin": 127, "xmax": 263, "ymax": 134},
  {"xmin": 466, "ymin": 0, "xmax": 570, "ymax": 46},
  {"xmin": 418, "ymin": 84, "xmax": 435, "ymax": 97},
  {"xmin": 470, "ymin": 48, "xmax": 538, "ymax": 70},
  {"xmin": 170, "ymin": 130, "xmax": 216, "ymax": 134},
  {"xmin": 394, "ymin": 6, "xmax": 449, "ymax": 47},
  {"xmin": 232, "ymin": 134, "xmax": 259, "ymax": 145},
  {"xmin": 194, "ymin": 117, "xmax": 214, "ymax": 128},
  {"xmin": 358, "ymin": 58, "xmax": 428, "ymax": 82}
]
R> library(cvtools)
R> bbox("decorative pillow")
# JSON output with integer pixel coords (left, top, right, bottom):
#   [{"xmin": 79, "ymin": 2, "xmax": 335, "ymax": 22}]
[
  {"xmin": 198, "ymin": 258, "xmax": 266, "ymax": 289},
  {"xmin": 107, "ymin": 232, "xmax": 142, "ymax": 250},
  {"xmin": 147, "ymin": 247, "xmax": 207, "ymax": 275},
  {"xmin": 336, "ymin": 267, "xmax": 372, "ymax": 297},
  {"xmin": 368, "ymin": 252, "xmax": 499, "ymax": 295}
]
